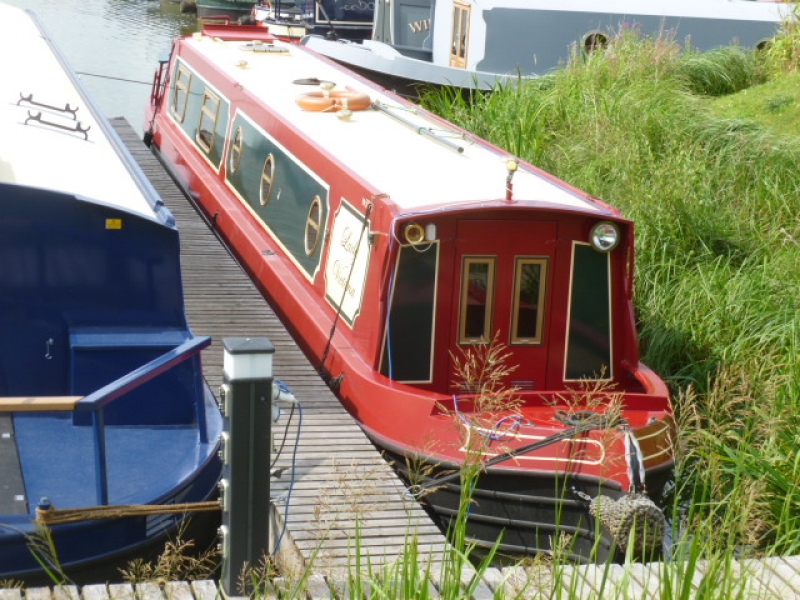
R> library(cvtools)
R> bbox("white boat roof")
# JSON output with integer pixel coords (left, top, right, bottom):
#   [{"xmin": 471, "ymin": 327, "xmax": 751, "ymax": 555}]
[
  {"xmin": 185, "ymin": 32, "xmax": 606, "ymax": 215},
  {"xmin": 512, "ymin": 0, "xmax": 792, "ymax": 21},
  {"xmin": 0, "ymin": 3, "xmax": 160, "ymax": 220}
]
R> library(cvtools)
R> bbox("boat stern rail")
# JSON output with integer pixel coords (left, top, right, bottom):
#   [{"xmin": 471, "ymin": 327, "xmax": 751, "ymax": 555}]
[
  {"xmin": 74, "ymin": 335, "xmax": 211, "ymax": 413},
  {"xmin": 82, "ymin": 335, "xmax": 212, "ymax": 506},
  {"xmin": 0, "ymin": 396, "xmax": 83, "ymax": 412},
  {"xmin": 0, "ymin": 336, "xmax": 212, "ymax": 507}
]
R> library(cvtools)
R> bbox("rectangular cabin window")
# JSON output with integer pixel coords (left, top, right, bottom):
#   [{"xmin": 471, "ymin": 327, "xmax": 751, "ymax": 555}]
[
  {"xmin": 196, "ymin": 90, "xmax": 221, "ymax": 154},
  {"xmin": 565, "ymin": 243, "xmax": 612, "ymax": 380},
  {"xmin": 449, "ymin": 1, "xmax": 470, "ymax": 69},
  {"xmin": 170, "ymin": 65, "xmax": 192, "ymax": 123},
  {"xmin": 511, "ymin": 257, "xmax": 548, "ymax": 344},
  {"xmin": 459, "ymin": 256, "xmax": 495, "ymax": 344},
  {"xmin": 380, "ymin": 244, "xmax": 438, "ymax": 383}
]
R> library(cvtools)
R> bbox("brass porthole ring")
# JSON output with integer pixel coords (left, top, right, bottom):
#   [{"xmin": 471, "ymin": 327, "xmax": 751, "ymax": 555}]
[
  {"xmin": 305, "ymin": 196, "xmax": 322, "ymax": 256},
  {"xmin": 260, "ymin": 153, "xmax": 275, "ymax": 206},
  {"xmin": 229, "ymin": 126, "xmax": 244, "ymax": 174}
]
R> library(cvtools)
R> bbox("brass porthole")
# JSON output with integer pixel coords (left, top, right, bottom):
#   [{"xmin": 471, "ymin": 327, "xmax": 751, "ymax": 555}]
[
  {"xmin": 229, "ymin": 127, "xmax": 244, "ymax": 174},
  {"xmin": 260, "ymin": 153, "xmax": 275, "ymax": 206},
  {"xmin": 583, "ymin": 31, "xmax": 608, "ymax": 55},
  {"xmin": 756, "ymin": 38, "xmax": 773, "ymax": 52},
  {"xmin": 305, "ymin": 196, "xmax": 322, "ymax": 256}
]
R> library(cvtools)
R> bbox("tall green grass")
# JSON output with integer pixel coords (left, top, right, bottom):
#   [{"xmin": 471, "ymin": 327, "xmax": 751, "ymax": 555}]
[{"xmin": 423, "ymin": 20, "xmax": 800, "ymax": 565}]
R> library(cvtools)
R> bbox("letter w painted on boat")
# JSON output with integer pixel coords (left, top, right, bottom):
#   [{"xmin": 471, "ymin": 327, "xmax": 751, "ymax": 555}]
[{"xmin": 408, "ymin": 19, "xmax": 430, "ymax": 34}]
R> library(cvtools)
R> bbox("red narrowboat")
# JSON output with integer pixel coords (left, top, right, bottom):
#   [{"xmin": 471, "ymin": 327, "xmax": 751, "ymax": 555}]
[{"xmin": 144, "ymin": 23, "xmax": 674, "ymax": 562}]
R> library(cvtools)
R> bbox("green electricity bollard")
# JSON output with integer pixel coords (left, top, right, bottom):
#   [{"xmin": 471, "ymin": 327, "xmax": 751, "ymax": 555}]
[{"xmin": 218, "ymin": 337, "xmax": 274, "ymax": 597}]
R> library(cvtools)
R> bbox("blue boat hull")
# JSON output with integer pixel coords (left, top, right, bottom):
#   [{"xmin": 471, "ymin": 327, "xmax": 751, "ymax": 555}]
[{"xmin": 0, "ymin": 394, "xmax": 223, "ymax": 583}]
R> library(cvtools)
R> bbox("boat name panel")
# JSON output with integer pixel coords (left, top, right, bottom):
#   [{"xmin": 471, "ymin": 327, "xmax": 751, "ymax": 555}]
[{"xmin": 324, "ymin": 200, "xmax": 370, "ymax": 325}]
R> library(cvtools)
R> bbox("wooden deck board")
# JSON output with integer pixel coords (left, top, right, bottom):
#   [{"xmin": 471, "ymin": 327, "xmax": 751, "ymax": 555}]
[
  {"xmin": 80, "ymin": 584, "xmax": 111, "ymax": 600},
  {"xmin": 106, "ymin": 583, "xmax": 135, "ymax": 600},
  {"xmin": 112, "ymin": 119, "xmax": 450, "ymax": 575}
]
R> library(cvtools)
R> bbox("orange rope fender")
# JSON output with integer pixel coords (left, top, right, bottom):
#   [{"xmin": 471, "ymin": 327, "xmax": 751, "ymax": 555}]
[{"xmin": 296, "ymin": 90, "xmax": 372, "ymax": 112}]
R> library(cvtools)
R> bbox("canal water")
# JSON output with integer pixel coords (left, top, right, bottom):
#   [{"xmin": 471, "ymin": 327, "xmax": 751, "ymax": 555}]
[{"xmin": 7, "ymin": 0, "xmax": 198, "ymax": 135}]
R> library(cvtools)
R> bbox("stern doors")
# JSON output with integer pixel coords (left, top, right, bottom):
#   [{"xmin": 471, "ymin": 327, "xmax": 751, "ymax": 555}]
[{"xmin": 450, "ymin": 220, "xmax": 556, "ymax": 393}]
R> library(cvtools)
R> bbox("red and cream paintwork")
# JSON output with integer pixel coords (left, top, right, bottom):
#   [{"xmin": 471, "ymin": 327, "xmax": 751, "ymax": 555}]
[{"xmin": 145, "ymin": 23, "xmax": 674, "ymax": 560}]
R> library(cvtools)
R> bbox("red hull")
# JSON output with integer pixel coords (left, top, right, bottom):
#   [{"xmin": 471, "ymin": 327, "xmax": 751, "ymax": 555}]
[{"xmin": 144, "ymin": 24, "xmax": 674, "ymax": 561}]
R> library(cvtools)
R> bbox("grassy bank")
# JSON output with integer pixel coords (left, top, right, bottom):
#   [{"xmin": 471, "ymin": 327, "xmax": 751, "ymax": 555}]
[{"xmin": 421, "ymin": 16, "xmax": 800, "ymax": 563}]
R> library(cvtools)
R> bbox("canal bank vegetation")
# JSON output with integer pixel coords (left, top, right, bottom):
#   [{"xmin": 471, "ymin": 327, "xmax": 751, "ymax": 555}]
[
  {"xmin": 5, "ymin": 14, "xmax": 800, "ymax": 600},
  {"xmin": 419, "ymin": 8, "xmax": 800, "ymax": 592},
  {"xmin": 158, "ymin": 21, "xmax": 800, "ymax": 596}
]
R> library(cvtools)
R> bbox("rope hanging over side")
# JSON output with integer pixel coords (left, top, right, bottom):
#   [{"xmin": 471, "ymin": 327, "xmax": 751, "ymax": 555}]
[{"xmin": 36, "ymin": 500, "xmax": 220, "ymax": 526}]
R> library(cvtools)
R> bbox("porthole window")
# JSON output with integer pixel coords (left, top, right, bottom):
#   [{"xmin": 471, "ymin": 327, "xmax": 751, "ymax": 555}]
[
  {"xmin": 229, "ymin": 127, "xmax": 244, "ymax": 174},
  {"xmin": 583, "ymin": 32, "xmax": 608, "ymax": 55},
  {"xmin": 305, "ymin": 196, "xmax": 322, "ymax": 256},
  {"xmin": 756, "ymin": 38, "xmax": 773, "ymax": 52},
  {"xmin": 260, "ymin": 154, "xmax": 275, "ymax": 206}
]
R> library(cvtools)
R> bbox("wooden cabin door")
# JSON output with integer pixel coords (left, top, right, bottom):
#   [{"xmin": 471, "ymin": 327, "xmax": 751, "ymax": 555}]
[
  {"xmin": 450, "ymin": 220, "xmax": 557, "ymax": 394},
  {"xmin": 449, "ymin": 1, "xmax": 470, "ymax": 69}
]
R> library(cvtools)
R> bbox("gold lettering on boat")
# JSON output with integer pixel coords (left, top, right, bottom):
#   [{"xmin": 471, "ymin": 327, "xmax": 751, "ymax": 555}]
[{"xmin": 408, "ymin": 19, "xmax": 431, "ymax": 34}]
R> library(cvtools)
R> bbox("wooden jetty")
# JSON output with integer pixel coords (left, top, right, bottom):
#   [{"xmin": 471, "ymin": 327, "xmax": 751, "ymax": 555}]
[
  {"xmin": 5, "ymin": 119, "xmax": 798, "ymax": 599},
  {"xmin": 113, "ymin": 118, "xmax": 450, "ymax": 578}
]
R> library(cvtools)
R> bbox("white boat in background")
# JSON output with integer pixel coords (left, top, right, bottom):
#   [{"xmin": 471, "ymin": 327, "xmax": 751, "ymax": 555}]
[
  {"xmin": 248, "ymin": 0, "xmax": 373, "ymax": 42},
  {"xmin": 301, "ymin": 0, "xmax": 796, "ymax": 93}
]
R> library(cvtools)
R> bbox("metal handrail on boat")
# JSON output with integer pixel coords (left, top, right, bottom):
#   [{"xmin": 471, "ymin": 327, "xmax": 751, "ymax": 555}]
[
  {"xmin": 370, "ymin": 101, "xmax": 466, "ymax": 154},
  {"xmin": 0, "ymin": 336, "xmax": 212, "ymax": 507},
  {"xmin": 75, "ymin": 335, "xmax": 211, "ymax": 411},
  {"xmin": 76, "ymin": 335, "xmax": 212, "ymax": 505}
]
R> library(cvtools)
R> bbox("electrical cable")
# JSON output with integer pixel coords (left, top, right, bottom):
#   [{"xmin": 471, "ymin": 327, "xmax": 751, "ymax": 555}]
[{"xmin": 270, "ymin": 391, "xmax": 302, "ymax": 555}]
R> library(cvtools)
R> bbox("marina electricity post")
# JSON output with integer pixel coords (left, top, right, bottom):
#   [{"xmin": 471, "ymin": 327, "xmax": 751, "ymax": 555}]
[{"xmin": 218, "ymin": 337, "xmax": 274, "ymax": 597}]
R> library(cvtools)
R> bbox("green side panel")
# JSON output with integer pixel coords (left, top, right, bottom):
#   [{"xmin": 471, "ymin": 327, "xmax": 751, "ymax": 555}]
[
  {"xmin": 172, "ymin": 58, "xmax": 229, "ymax": 171},
  {"xmin": 565, "ymin": 245, "xmax": 611, "ymax": 380},
  {"xmin": 380, "ymin": 245, "xmax": 437, "ymax": 382},
  {"xmin": 226, "ymin": 114, "xmax": 327, "ymax": 277}
]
